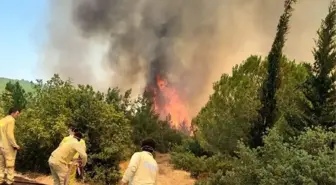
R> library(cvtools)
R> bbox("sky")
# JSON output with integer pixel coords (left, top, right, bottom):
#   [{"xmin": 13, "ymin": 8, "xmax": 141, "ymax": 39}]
[{"xmin": 0, "ymin": 0, "xmax": 48, "ymax": 81}]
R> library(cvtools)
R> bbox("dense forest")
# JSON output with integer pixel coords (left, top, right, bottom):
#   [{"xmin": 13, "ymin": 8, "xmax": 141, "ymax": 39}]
[{"xmin": 1, "ymin": 0, "xmax": 335, "ymax": 184}]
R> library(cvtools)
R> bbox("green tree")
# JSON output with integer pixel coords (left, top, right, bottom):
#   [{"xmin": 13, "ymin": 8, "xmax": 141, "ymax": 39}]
[
  {"xmin": 194, "ymin": 55, "xmax": 307, "ymax": 154},
  {"xmin": 196, "ymin": 127, "xmax": 336, "ymax": 185},
  {"xmin": 68, "ymin": 85, "xmax": 133, "ymax": 184},
  {"xmin": 130, "ymin": 93, "xmax": 183, "ymax": 153},
  {"xmin": 0, "ymin": 101, "xmax": 3, "ymax": 116},
  {"xmin": 250, "ymin": 0, "xmax": 297, "ymax": 148},
  {"xmin": 16, "ymin": 75, "xmax": 74, "ymax": 172},
  {"xmin": 1, "ymin": 81, "xmax": 28, "ymax": 112},
  {"xmin": 15, "ymin": 74, "xmax": 134, "ymax": 185},
  {"xmin": 105, "ymin": 87, "xmax": 132, "ymax": 116},
  {"xmin": 195, "ymin": 56, "xmax": 264, "ymax": 154},
  {"xmin": 289, "ymin": 0, "xmax": 336, "ymax": 131}
]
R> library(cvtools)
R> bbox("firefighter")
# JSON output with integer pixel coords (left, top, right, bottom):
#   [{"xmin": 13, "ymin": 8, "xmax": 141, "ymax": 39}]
[
  {"xmin": 49, "ymin": 131, "xmax": 87, "ymax": 185},
  {"xmin": 59, "ymin": 127, "xmax": 76, "ymax": 145},
  {"xmin": 120, "ymin": 138, "xmax": 158, "ymax": 185},
  {"xmin": 0, "ymin": 107, "xmax": 21, "ymax": 185},
  {"xmin": 60, "ymin": 127, "xmax": 86, "ymax": 185}
]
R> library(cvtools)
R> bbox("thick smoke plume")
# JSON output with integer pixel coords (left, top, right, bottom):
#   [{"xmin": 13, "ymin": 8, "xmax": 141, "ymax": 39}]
[{"xmin": 41, "ymin": 0, "xmax": 329, "ymax": 117}]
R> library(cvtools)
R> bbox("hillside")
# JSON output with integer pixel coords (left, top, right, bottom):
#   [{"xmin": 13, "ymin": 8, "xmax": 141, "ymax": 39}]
[{"xmin": 0, "ymin": 77, "xmax": 34, "ymax": 92}]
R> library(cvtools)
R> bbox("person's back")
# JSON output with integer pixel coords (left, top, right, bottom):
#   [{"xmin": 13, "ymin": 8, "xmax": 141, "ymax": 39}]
[
  {"xmin": 127, "ymin": 151, "xmax": 158, "ymax": 185},
  {"xmin": 50, "ymin": 137, "xmax": 87, "ymax": 166},
  {"xmin": 48, "ymin": 134, "xmax": 87, "ymax": 185},
  {"xmin": 60, "ymin": 135, "xmax": 86, "ymax": 159},
  {"xmin": 59, "ymin": 136, "xmax": 72, "ymax": 146},
  {"xmin": 121, "ymin": 139, "xmax": 158, "ymax": 185}
]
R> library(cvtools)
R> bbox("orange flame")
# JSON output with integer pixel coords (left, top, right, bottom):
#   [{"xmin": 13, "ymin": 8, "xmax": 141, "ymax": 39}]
[{"xmin": 152, "ymin": 75, "xmax": 191, "ymax": 131}]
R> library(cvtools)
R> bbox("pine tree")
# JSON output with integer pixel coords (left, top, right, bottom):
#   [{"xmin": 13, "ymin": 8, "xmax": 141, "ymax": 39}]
[
  {"xmin": 299, "ymin": 1, "xmax": 336, "ymax": 129},
  {"xmin": 250, "ymin": 0, "xmax": 297, "ymax": 148},
  {"xmin": 1, "ymin": 81, "xmax": 27, "ymax": 113}
]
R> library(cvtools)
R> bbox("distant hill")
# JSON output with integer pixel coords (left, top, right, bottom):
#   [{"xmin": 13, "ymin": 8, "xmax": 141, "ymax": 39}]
[{"xmin": 0, "ymin": 77, "xmax": 34, "ymax": 93}]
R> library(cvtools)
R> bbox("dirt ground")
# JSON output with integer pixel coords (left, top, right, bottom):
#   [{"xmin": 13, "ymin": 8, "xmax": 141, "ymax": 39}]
[
  {"xmin": 120, "ymin": 153, "xmax": 195, "ymax": 185},
  {"xmin": 23, "ymin": 153, "xmax": 195, "ymax": 185}
]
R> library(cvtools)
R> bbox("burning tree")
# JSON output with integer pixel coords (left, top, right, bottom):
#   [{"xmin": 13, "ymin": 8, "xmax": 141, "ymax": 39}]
[
  {"xmin": 145, "ymin": 74, "xmax": 191, "ymax": 132},
  {"xmin": 142, "ymin": 23, "xmax": 192, "ymax": 133}
]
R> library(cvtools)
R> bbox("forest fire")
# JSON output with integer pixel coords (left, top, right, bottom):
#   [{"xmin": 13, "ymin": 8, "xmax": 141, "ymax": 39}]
[{"xmin": 147, "ymin": 75, "xmax": 191, "ymax": 132}]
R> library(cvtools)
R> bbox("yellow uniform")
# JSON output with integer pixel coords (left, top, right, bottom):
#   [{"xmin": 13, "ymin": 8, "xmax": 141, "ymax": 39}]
[
  {"xmin": 121, "ymin": 151, "xmax": 158, "ymax": 185},
  {"xmin": 0, "ymin": 115, "xmax": 19, "ymax": 184},
  {"xmin": 60, "ymin": 136, "xmax": 86, "ymax": 185},
  {"xmin": 49, "ymin": 137, "xmax": 87, "ymax": 185}
]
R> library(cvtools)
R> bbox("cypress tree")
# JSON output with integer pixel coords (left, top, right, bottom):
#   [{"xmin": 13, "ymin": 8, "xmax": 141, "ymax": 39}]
[
  {"xmin": 1, "ymin": 81, "xmax": 27, "ymax": 112},
  {"xmin": 250, "ymin": 0, "xmax": 297, "ymax": 148},
  {"xmin": 299, "ymin": 0, "xmax": 336, "ymax": 129}
]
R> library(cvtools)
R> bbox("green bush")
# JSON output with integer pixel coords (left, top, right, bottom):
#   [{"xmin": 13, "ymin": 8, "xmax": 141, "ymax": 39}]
[
  {"xmin": 130, "ymin": 96, "xmax": 184, "ymax": 153},
  {"xmin": 1, "ymin": 75, "xmax": 183, "ymax": 185},
  {"xmin": 172, "ymin": 138, "xmax": 212, "ymax": 157},
  {"xmin": 14, "ymin": 75, "xmax": 133, "ymax": 185},
  {"xmin": 197, "ymin": 127, "xmax": 336, "ymax": 185},
  {"xmin": 171, "ymin": 152, "xmax": 231, "ymax": 178}
]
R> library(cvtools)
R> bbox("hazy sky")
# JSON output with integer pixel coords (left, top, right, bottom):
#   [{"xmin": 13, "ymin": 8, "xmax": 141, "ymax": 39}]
[
  {"xmin": 0, "ymin": 0, "xmax": 329, "ymax": 83},
  {"xmin": 0, "ymin": 0, "xmax": 47, "ymax": 81}
]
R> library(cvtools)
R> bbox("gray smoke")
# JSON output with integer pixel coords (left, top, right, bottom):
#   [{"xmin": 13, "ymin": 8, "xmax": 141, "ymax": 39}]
[{"xmin": 41, "ymin": 0, "xmax": 330, "ymax": 117}]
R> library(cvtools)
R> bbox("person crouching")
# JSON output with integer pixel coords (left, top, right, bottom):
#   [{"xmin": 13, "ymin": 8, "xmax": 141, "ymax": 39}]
[{"xmin": 48, "ymin": 131, "xmax": 87, "ymax": 185}]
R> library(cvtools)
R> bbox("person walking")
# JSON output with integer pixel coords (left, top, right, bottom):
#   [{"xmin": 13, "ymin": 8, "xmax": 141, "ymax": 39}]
[{"xmin": 120, "ymin": 138, "xmax": 158, "ymax": 185}]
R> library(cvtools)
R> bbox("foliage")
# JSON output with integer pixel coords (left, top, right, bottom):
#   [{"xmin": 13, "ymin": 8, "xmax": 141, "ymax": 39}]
[
  {"xmin": 15, "ymin": 75, "xmax": 133, "ymax": 185},
  {"xmin": 0, "ymin": 77, "xmax": 33, "ymax": 93},
  {"xmin": 194, "ymin": 56, "xmax": 264, "ymax": 154},
  {"xmin": 288, "ymin": 0, "xmax": 336, "ymax": 132},
  {"xmin": 130, "ymin": 95, "xmax": 184, "ymax": 153},
  {"xmin": 171, "ymin": 152, "xmax": 232, "ymax": 178},
  {"xmin": 0, "ymin": 1, "xmax": 335, "ymax": 184},
  {"xmin": 170, "ymin": 138, "xmax": 224, "ymax": 178},
  {"xmin": 197, "ymin": 127, "xmax": 336, "ymax": 185},
  {"xmin": 172, "ymin": 138, "xmax": 212, "ymax": 157},
  {"xmin": 0, "ymin": 103, "xmax": 3, "ymax": 117},
  {"xmin": 194, "ymin": 56, "xmax": 307, "ymax": 155},
  {"xmin": 105, "ymin": 87, "xmax": 132, "ymax": 116},
  {"xmin": 251, "ymin": 0, "xmax": 297, "ymax": 148},
  {"xmin": 0, "ymin": 73, "xmax": 185, "ymax": 184},
  {"xmin": 1, "ymin": 81, "xmax": 29, "ymax": 113}
]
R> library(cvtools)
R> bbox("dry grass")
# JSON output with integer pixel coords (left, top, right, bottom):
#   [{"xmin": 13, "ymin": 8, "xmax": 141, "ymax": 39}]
[{"xmin": 24, "ymin": 153, "xmax": 195, "ymax": 185}]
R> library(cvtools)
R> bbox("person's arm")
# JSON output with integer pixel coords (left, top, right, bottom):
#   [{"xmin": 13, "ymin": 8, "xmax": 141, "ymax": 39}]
[
  {"xmin": 7, "ymin": 119, "xmax": 19, "ymax": 149},
  {"xmin": 121, "ymin": 153, "xmax": 141, "ymax": 184},
  {"xmin": 80, "ymin": 139, "xmax": 86, "ymax": 151},
  {"xmin": 73, "ymin": 142, "xmax": 88, "ymax": 166}
]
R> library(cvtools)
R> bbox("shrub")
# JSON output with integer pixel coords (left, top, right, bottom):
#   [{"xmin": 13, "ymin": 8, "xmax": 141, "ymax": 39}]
[
  {"xmin": 130, "ymin": 96, "xmax": 184, "ymax": 153},
  {"xmin": 15, "ymin": 75, "xmax": 133, "ymax": 185},
  {"xmin": 198, "ymin": 127, "xmax": 336, "ymax": 185},
  {"xmin": 171, "ymin": 152, "xmax": 231, "ymax": 178}
]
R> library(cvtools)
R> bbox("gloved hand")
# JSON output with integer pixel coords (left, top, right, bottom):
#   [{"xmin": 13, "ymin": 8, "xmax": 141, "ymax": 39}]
[{"xmin": 77, "ymin": 159, "xmax": 83, "ymax": 167}]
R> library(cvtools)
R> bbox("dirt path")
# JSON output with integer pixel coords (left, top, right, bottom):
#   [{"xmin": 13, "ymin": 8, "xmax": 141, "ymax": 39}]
[
  {"xmin": 120, "ymin": 153, "xmax": 195, "ymax": 185},
  {"xmin": 156, "ymin": 153, "xmax": 195, "ymax": 185},
  {"xmin": 27, "ymin": 153, "xmax": 195, "ymax": 185}
]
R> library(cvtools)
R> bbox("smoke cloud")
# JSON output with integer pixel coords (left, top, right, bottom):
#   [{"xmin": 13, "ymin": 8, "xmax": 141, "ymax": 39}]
[{"xmin": 41, "ymin": 0, "xmax": 330, "ymax": 117}]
